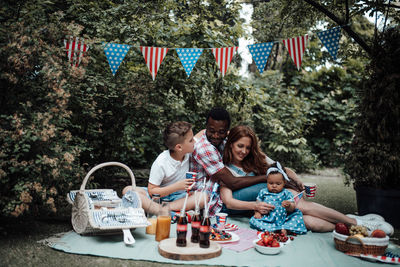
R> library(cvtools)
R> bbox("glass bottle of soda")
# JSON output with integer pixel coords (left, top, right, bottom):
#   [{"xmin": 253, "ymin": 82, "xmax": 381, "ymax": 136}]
[
  {"xmin": 176, "ymin": 210, "xmax": 187, "ymax": 247},
  {"xmin": 199, "ymin": 209, "xmax": 211, "ymax": 248},
  {"xmin": 190, "ymin": 207, "xmax": 201, "ymax": 243}
]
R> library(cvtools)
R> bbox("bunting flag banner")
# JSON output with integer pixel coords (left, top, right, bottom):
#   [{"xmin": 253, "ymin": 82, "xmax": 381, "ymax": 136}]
[
  {"xmin": 176, "ymin": 48, "xmax": 204, "ymax": 77},
  {"xmin": 140, "ymin": 46, "xmax": 169, "ymax": 81},
  {"xmin": 211, "ymin": 47, "xmax": 238, "ymax": 77},
  {"xmin": 247, "ymin": 42, "xmax": 275, "ymax": 74},
  {"xmin": 282, "ymin": 34, "xmax": 308, "ymax": 70},
  {"xmin": 104, "ymin": 43, "xmax": 131, "ymax": 76},
  {"xmin": 64, "ymin": 36, "xmax": 89, "ymax": 67},
  {"xmin": 317, "ymin": 27, "xmax": 341, "ymax": 60}
]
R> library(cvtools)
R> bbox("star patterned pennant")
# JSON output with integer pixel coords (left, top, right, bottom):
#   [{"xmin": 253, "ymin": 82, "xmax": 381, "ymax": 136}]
[
  {"xmin": 176, "ymin": 48, "xmax": 204, "ymax": 77},
  {"xmin": 247, "ymin": 42, "xmax": 275, "ymax": 74},
  {"xmin": 104, "ymin": 43, "xmax": 131, "ymax": 76},
  {"xmin": 140, "ymin": 46, "xmax": 169, "ymax": 81},
  {"xmin": 317, "ymin": 27, "xmax": 341, "ymax": 60},
  {"xmin": 64, "ymin": 36, "xmax": 89, "ymax": 67},
  {"xmin": 282, "ymin": 34, "xmax": 309, "ymax": 70},
  {"xmin": 211, "ymin": 47, "xmax": 238, "ymax": 77}
]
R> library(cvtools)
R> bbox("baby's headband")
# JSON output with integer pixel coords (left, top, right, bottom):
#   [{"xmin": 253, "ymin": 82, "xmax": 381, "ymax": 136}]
[{"xmin": 266, "ymin": 161, "xmax": 290, "ymax": 182}]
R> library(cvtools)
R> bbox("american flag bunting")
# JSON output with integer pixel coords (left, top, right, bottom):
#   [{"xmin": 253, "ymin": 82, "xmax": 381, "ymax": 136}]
[
  {"xmin": 317, "ymin": 27, "xmax": 341, "ymax": 60},
  {"xmin": 140, "ymin": 46, "xmax": 169, "ymax": 81},
  {"xmin": 64, "ymin": 36, "xmax": 89, "ymax": 67},
  {"xmin": 282, "ymin": 35, "xmax": 308, "ymax": 70},
  {"xmin": 211, "ymin": 47, "xmax": 238, "ymax": 77}
]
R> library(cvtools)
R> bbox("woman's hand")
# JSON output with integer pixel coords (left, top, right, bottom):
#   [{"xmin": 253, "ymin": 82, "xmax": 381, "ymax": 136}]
[{"xmin": 254, "ymin": 201, "xmax": 275, "ymax": 214}]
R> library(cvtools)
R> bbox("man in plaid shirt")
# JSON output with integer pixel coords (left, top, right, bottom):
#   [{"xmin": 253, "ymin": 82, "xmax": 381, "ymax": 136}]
[{"xmin": 190, "ymin": 107, "xmax": 271, "ymax": 216}]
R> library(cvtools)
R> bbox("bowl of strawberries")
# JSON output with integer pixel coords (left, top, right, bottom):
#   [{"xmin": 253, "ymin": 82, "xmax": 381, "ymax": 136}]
[{"xmin": 253, "ymin": 232, "xmax": 282, "ymax": 255}]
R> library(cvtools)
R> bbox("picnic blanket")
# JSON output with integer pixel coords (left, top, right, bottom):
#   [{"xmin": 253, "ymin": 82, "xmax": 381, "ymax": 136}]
[{"xmin": 44, "ymin": 217, "xmax": 399, "ymax": 266}]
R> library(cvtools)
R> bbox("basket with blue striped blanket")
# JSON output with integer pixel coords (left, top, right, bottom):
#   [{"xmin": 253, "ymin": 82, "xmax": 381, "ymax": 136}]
[{"xmin": 68, "ymin": 162, "xmax": 149, "ymax": 235}]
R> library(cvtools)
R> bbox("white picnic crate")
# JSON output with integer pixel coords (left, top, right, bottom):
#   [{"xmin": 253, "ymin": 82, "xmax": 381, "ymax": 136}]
[{"xmin": 67, "ymin": 162, "xmax": 149, "ymax": 235}]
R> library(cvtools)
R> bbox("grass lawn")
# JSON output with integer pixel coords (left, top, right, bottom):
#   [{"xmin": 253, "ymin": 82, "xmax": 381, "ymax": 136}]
[{"xmin": 0, "ymin": 168, "xmax": 398, "ymax": 267}]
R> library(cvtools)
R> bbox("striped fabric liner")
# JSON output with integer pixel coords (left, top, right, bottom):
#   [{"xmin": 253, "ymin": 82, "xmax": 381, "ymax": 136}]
[
  {"xmin": 68, "ymin": 190, "xmax": 121, "ymax": 204},
  {"xmin": 91, "ymin": 209, "xmax": 148, "ymax": 228}
]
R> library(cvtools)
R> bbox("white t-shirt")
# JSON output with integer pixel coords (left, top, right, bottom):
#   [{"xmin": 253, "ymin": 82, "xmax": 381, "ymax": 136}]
[{"xmin": 148, "ymin": 150, "xmax": 190, "ymax": 187}]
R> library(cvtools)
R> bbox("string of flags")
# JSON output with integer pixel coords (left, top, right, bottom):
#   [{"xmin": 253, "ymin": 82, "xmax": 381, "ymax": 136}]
[{"xmin": 64, "ymin": 26, "xmax": 342, "ymax": 80}]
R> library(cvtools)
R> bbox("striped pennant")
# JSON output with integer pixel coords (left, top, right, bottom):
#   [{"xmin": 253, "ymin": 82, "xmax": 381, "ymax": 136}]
[
  {"xmin": 64, "ymin": 36, "xmax": 89, "ymax": 67},
  {"xmin": 211, "ymin": 47, "xmax": 238, "ymax": 77},
  {"xmin": 140, "ymin": 46, "xmax": 169, "ymax": 81},
  {"xmin": 282, "ymin": 35, "xmax": 308, "ymax": 70}
]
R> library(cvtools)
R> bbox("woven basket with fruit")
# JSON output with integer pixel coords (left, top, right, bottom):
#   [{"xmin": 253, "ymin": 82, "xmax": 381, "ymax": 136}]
[{"xmin": 333, "ymin": 223, "xmax": 389, "ymax": 256}]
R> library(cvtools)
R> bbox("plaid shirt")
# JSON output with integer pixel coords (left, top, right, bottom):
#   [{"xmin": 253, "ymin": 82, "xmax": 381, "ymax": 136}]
[{"xmin": 190, "ymin": 131, "xmax": 226, "ymax": 216}]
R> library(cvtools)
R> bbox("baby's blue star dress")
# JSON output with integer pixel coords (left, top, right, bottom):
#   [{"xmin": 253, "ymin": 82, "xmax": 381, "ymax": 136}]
[{"xmin": 249, "ymin": 188, "xmax": 307, "ymax": 234}]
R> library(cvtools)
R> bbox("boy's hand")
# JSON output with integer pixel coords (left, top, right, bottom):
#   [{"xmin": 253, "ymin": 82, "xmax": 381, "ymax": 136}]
[{"xmin": 183, "ymin": 178, "xmax": 195, "ymax": 191}]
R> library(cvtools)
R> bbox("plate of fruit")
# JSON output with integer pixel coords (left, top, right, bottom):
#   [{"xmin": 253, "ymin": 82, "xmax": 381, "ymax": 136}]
[{"xmin": 210, "ymin": 227, "xmax": 240, "ymax": 243}]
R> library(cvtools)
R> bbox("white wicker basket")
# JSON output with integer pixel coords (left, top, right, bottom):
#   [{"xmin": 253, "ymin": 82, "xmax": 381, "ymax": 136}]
[
  {"xmin": 68, "ymin": 162, "xmax": 149, "ymax": 235},
  {"xmin": 332, "ymin": 230, "xmax": 389, "ymax": 255}
]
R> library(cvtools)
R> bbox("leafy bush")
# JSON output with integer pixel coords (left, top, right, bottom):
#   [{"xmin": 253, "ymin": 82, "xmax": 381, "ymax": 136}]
[{"xmin": 344, "ymin": 26, "xmax": 400, "ymax": 189}]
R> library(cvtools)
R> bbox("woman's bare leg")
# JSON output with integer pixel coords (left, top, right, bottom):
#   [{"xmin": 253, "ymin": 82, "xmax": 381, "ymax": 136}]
[
  {"xmin": 303, "ymin": 215, "xmax": 336, "ymax": 232},
  {"xmin": 287, "ymin": 188, "xmax": 357, "ymax": 226}
]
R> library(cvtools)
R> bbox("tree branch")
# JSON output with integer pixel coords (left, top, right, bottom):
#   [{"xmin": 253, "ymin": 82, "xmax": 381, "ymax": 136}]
[{"xmin": 302, "ymin": 0, "xmax": 372, "ymax": 56}]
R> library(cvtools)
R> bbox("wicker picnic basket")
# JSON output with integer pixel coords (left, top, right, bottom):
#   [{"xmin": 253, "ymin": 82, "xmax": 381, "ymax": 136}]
[
  {"xmin": 67, "ymin": 162, "xmax": 149, "ymax": 235},
  {"xmin": 333, "ymin": 230, "xmax": 389, "ymax": 255}
]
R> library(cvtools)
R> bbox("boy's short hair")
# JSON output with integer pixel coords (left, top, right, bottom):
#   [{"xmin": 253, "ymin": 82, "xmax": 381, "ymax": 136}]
[
  {"xmin": 206, "ymin": 107, "xmax": 231, "ymax": 128},
  {"xmin": 163, "ymin": 121, "xmax": 192, "ymax": 150}
]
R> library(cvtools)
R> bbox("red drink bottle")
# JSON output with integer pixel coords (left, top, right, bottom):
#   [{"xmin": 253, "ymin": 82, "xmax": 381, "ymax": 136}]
[
  {"xmin": 199, "ymin": 212, "xmax": 210, "ymax": 248},
  {"xmin": 190, "ymin": 210, "xmax": 201, "ymax": 243},
  {"xmin": 176, "ymin": 212, "xmax": 187, "ymax": 247}
]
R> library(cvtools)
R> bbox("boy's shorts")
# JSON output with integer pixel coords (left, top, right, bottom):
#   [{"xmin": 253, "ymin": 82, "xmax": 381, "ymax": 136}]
[{"xmin": 140, "ymin": 187, "xmax": 186, "ymax": 202}]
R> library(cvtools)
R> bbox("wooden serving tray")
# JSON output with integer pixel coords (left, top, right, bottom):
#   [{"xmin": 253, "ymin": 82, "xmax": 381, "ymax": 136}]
[{"xmin": 158, "ymin": 237, "xmax": 222, "ymax": 261}]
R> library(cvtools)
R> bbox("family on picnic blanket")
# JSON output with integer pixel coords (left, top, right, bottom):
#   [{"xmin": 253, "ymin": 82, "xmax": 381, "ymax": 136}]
[{"xmin": 123, "ymin": 107, "xmax": 394, "ymax": 236}]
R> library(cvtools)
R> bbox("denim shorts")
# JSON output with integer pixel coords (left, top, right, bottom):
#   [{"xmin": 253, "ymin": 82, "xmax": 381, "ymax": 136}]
[{"xmin": 140, "ymin": 187, "xmax": 186, "ymax": 202}]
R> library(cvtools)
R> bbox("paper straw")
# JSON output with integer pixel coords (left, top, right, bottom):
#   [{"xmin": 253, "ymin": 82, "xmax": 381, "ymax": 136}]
[{"xmin": 181, "ymin": 192, "xmax": 189, "ymax": 213}]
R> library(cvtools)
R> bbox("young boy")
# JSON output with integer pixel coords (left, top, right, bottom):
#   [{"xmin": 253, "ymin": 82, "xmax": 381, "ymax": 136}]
[
  {"xmin": 123, "ymin": 121, "xmax": 207, "ymax": 212},
  {"xmin": 147, "ymin": 121, "xmax": 195, "ymax": 201}
]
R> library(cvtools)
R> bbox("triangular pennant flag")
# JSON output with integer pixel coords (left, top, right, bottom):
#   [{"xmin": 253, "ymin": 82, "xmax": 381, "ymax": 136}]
[
  {"xmin": 211, "ymin": 47, "xmax": 238, "ymax": 77},
  {"xmin": 176, "ymin": 48, "xmax": 204, "ymax": 77},
  {"xmin": 140, "ymin": 46, "xmax": 169, "ymax": 81},
  {"xmin": 317, "ymin": 27, "xmax": 341, "ymax": 60},
  {"xmin": 282, "ymin": 35, "xmax": 308, "ymax": 70},
  {"xmin": 247, "ymin": 42, "xmax": 275, "ymax": 74},
  {"xmin": 104, "ymin": 43, "xmax": 131, "ymax": 76},
  {"xmin": 64, "ymin": 36, "xmax": 89, "ymax": 67}
]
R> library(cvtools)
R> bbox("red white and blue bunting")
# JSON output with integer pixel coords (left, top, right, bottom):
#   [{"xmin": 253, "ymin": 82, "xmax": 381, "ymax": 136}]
[
  {"xmin": 283, "ymin": 35, "xmax": 309, "ymax": 71},
  {"xmin": 317, "ymin": 27, "xmax": 342, "ymax": 60},
  {"xmin": 64, "ymin": 26, "xmax": 344, "ymax": 80},
  {"xmin": 247, "ymin": 42, "xmax": 274, "ymax": 74},
  {"xmin": 176, "ymin": 48, "xmax": 204, "ymax": 77},
  {"xmin": 104, "ymin": 43, "xmax": 131, "ymax": 76}
]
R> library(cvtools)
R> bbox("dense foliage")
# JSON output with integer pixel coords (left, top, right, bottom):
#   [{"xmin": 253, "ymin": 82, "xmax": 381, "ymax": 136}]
[
  {"xmin": 0, "ymin": 0, "xmax": 315, "ymax": 217},
  {"xmin": 344, "ymin": 26, "xmax": 400, "ymax": 189}
]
